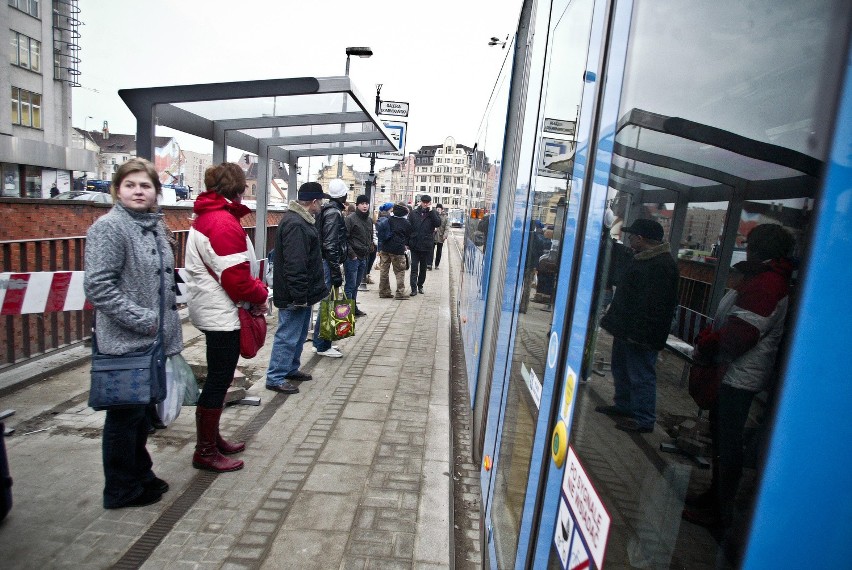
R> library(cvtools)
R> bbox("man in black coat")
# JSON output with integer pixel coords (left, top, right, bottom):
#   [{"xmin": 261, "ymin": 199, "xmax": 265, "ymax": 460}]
[
  {"xmin": 311, "ymin": 178, "xmax": 349, "ymax": 357},
  {"xmin": 407, "ymin": 194, "xmax": 442, "ymax": 296},
  {"xmin": 378, "ymin": 202, "xmax": 413, "ymax": 299},
  {"xmin": 266, "ymin": 182, "xmax": 330, "ymax": 394},
  {"xmin": 597, "ymin": 219, "xmax": 679, "ymax": 433}
]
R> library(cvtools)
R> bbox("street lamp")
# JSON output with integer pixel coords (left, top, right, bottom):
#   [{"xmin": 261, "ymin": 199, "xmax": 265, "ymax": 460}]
[{"xmin": 338, "ymin": 46, "xmax": 373, "ymax": 177}]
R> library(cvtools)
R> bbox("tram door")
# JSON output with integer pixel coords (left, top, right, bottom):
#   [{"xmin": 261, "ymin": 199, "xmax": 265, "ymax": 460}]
[
  {"xmin": 480, "ymin": 0, "xmax": 599, "ymax": 566},
  {"xmin": 530, "ymin": 0, "xmax": 851, "ymax": 568}
]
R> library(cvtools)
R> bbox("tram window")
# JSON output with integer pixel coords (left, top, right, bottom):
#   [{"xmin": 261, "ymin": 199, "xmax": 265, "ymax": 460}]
[
  {"xmin": 557, "ymin": 0, "xmax": 847, "ymax": 568},
  {"xmin": 487, "ymin": 0, "xmax": 596, "ymax": 565}
]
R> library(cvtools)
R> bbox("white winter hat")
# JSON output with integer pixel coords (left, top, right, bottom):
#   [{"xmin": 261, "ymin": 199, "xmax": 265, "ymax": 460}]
[{"xmin": 328, "ymin": 179, "xmax": 348, "ymax": 199}]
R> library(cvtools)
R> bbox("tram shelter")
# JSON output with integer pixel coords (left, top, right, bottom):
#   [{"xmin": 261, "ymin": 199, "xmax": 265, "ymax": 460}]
[{"xmin": 118, "ymin": 76, "xmax": 399, "ymax": 259}]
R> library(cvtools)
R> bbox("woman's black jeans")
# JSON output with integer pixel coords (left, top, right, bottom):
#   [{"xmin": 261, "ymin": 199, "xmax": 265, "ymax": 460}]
[
  {"xmin": 198, "ymin": 330, "xmax": 241, "ymax": 409},
  {"xmin": 102, "ymin": 405, "xmax": 154, "ymax": 508}
]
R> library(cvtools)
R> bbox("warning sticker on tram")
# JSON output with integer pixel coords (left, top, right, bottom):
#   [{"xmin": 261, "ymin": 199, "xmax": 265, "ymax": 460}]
[{"xmin": 562, "ymin": 447, "xmax": 611, "ymax": 569}]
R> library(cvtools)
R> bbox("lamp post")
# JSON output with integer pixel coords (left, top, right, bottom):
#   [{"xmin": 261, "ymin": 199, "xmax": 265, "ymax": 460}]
[
  {"xmin": 364, "ymin": 84, "xmax": 382, "ymax": 203},
  {"xmin": 338, "ymin": 46, "xmax": 373, "ymax": 178}
]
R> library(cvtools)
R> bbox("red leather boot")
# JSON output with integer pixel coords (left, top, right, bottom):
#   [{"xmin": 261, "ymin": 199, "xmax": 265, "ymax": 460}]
[
  {"xmin": 217, "ymin": 422, "xmax": 246, "ymax": 455},
  {"xmin": 192, "ymin": 407, "xmax": 243, "ymax": 472}
]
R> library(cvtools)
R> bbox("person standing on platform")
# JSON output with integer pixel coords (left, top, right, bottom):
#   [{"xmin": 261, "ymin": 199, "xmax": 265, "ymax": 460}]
[
  {"xmin": 408, "ymin": 194, "xmax": 442, "ymax": 296},
  {"xmin": 312, "ymin": 178, "xmax": 348, "ymax": 358},
  {"xmin": 344, "ymin": 194, "xmax": 374, "ymax": 317},
  {"xmin": 265, "ymin": 183, "xmax": 329, "ymax": 394},
  {"xmin": 84, "ymin": 158, "xmax": 183, "ymax": 508},
  {"xmin": 185, "ymin": 162, "xmax": 269, "ymax": 473},
  {"xmin": 432, "ymin": 203, "xmax": 450, "ymax": 270},
  {"xmin": 378, "ymin": 203, "xmax": 412, "ymax": 300},
  {"xmin": 596, "ymin": 218, "xmax": 678, "ymax": 433}
]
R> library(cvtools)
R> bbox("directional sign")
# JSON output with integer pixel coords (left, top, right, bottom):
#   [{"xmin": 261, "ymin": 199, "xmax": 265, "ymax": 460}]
[
  {"xmin": 378, "ymin": 100, "xmax": 409, "ymax": 117},
  {"xmin": 543, "ymin": 118, "xmax": 576, "ymax": 136},
  {"xmin": 361, "ymin": 120, "xmax": 406, "ymax": 160}
]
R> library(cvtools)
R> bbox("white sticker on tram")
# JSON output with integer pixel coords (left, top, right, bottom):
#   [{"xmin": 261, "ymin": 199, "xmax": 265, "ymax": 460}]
[
  {"xmin": 548, "ymin": 331, "xmax": 559, "ymax": 369},
  {"xmin": 562, "ymin": 447, "xmax": 611, "ymax": 570}
]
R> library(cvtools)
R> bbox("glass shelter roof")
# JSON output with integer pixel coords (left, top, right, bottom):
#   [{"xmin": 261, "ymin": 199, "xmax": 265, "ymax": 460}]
[{"xmin": 119, "ymin": 76, "xmax": 398, "ymax": 167}]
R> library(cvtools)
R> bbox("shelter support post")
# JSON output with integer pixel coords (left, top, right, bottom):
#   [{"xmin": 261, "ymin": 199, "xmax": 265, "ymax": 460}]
[
  {"xmin": 707, "ymin": 189, "xmax": 744, "ymax": 314},
  {"xmin": 255, "ymin": 142, "xmax": 270, "ymax": 262},
  {"xmin": 288, "ymin": 159, "xmax": 298, "ymax": 202},
  {"xmin": 213, "ymin": 124, "xmax": 226, "ymax": 164},
  {"xmin": 668, "ymin": 191, "xmax": 690, "ymax": 256}
]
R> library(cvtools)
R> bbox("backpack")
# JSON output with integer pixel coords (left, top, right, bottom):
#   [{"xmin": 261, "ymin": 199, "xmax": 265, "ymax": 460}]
[{"xmin": 377, "ymin": 216, "xmax": 392, "ymax": 242}]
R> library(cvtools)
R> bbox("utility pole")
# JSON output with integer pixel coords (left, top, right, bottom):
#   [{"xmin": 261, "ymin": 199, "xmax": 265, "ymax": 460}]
[{"xmin": 365, "ymin": 84, "xmax": 382, "ymax": 203}]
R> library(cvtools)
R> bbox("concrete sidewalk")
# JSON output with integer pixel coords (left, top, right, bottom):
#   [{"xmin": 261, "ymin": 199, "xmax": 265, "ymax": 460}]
[{"xmin": 0, "ymin": 248, "xmax": 453, "ymax": 569}]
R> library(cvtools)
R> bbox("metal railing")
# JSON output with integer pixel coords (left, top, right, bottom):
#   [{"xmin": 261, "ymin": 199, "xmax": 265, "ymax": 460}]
[{"xmin": 1, "ymin": 226, "xmax": 276, "ymax": 368}]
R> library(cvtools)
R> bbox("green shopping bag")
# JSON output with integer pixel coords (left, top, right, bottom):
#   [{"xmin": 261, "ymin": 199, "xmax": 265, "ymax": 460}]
[{"xmin": 318, "ymin": 286, "xmax": 356, "ymax": 341}]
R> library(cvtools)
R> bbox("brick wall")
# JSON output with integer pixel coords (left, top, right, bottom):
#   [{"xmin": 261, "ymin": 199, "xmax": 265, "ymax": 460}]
[{"xmin": 0, "ymin": 198, "xmax": 284, "ymax": 241}]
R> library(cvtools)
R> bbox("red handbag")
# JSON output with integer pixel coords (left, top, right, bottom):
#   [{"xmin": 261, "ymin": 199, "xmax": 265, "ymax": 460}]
[
  {"xmin": 238, "ymin": 307, "xmax": 266, "ymax": 359},
  {"xmin": 688, "ymin": 363, "xmax": 727, "ymax": 409}
]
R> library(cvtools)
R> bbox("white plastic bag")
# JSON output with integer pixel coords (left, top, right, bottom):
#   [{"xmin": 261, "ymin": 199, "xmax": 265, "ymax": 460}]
[
  {"xmin": 172, "ymin": 354, "xmax": 199, "ymax": 406},
  {"xmin": 156, "ymin": 357, "xmax": 182, "ymax": 426}
]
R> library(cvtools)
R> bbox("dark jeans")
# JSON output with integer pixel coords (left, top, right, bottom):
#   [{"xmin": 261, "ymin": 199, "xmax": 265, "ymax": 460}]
[
  {"xmin": 198, "ymin": 329, "xmax": 241, "ymax": 409},
  {"xmin": 365, "ymin": 250, "xmax": 377, "ymax": 278},
  {"xmin": 712, "ymin": 383, "xmax": 758, "ymax": 507},
  {"xmin": 313, "ymin": 261, "xmax": 334, "ymax": 352},
  {"xmin": 102, "ymin": 405, "xmax": 155, "ymax": 508},
  {"xmin": 610, "ymin": 337, "xmax": 658, "ymax": 428},
  {"xmin": 410, "ymin": 249, "xmax": 430, "ymax": 290},
  {"xmin": 434, "ymin": 243, "xmax": 444, "ymax": 268},
  {"xmin": 343, "ymin": 257, "xmax": 367, "ymax": 302}
]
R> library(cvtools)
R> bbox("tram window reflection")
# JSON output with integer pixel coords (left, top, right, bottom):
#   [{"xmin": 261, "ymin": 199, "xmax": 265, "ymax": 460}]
[{"xmin": 558, "ymin": 0, "xmax": 845, "ymax": 567}]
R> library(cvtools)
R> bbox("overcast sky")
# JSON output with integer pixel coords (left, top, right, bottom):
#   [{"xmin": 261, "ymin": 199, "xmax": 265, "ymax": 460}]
[{"xmin": 73, "ymin": 0, "xmax": 522, "ymax": 174}]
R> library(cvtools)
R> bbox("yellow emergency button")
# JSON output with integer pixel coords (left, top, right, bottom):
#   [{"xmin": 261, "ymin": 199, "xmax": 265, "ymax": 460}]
[{"xmin": 551, "ymin": 420, "xmax": 568, "ymax": 468}]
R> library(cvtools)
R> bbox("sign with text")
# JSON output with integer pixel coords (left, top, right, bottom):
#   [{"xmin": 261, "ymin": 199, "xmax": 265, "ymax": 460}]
[
  {"xmin": 562, "ymin": 447, "xmax": 611, "ymax": 569},
  {"xmin": 378, "ymin": 100, "xmax": 410, "ymax": 117},
  {"xmin": 543, "ymin": 118, "xmax": 576, "ymax": 136}
]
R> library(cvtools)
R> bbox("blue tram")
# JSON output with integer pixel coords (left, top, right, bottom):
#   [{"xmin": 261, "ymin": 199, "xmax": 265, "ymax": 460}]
[{"xmin": 457, "ymin": 0, "xmax": 852, "ymax": 567}]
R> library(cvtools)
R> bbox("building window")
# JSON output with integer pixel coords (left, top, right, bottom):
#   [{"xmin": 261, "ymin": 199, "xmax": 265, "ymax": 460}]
[
  {"xmin": 9, "ymin": 0, "xmax": 39, "ymax": 17},
  {"xmin": 11, "ymin": 87, "xmax": 42, "ymax": 128},
  {"xmin": 10, "ymin": 32, "xmax": 41, "ymax": 72}
]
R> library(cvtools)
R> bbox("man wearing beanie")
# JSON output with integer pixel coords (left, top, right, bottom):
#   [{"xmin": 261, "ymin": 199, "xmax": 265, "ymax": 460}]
[
  {"xmin": 311, "ymin": 178, "xmax": 349, "ymax": 358},
  {"xmin": 408, "ymin": 194, "xmax": 442, "ymax": 296},
  {"xmin": 378, "ymin": 203, "xmax": 413, "ymax": 299},
  {"xmin": 266, "ymin": 182, "xmax": 329, "ymax": 393},
  {"xmin": 344, "ymin": 195, "xmax": 374, "ymax": 316}
]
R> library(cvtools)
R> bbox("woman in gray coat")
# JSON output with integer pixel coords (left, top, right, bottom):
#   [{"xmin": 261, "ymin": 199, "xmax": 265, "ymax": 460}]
[{"xmin": 84, "ymin": 158, "xmax": 183, "ymax": 509}]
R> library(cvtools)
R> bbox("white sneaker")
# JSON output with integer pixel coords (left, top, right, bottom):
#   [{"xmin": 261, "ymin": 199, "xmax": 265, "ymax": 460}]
[
  {"xmin": 316, "ymin": 347, "xmax": 343, "ymax": 358},
  {"xmin": 311, "ymin": 345, "xmax": 339, "ymax": 353},
  {"xmin": 358, "ymin": 283, "xmax": 368, "ymax": 291}
]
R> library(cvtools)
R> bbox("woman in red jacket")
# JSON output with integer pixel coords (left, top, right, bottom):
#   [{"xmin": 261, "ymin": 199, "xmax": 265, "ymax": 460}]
[{"xmin": 185, "ymin": 163, "xmax": 269, "ymax": 472}]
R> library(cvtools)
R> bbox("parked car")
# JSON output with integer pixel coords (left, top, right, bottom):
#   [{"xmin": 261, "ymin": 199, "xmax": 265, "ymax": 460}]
[
  {"xmin": 85, "ymin": 180, "xmax": 111, "ymax": 193},
  {"xmin": 52, "ymin": 191, "xmax": 113, "ymax": 204}
]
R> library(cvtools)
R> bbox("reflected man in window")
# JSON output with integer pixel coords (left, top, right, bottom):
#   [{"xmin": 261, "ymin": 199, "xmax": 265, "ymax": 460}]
[{"xmin": 596, "ymin": 219, "xmax": 679, "ymax": 433}]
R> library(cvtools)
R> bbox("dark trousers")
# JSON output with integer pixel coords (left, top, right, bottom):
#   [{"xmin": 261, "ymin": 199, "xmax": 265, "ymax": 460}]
[
  {"xmin": 410, "ymin": 249, "xmax": 430, "ymax": 290},
  {"xmin": 711, "ymin": 384, "xmax": 757, "ymax": 513},
  {"xmin": 434, "ymin": 243, "xmax": 444, "ymax": 268},
  {"xmin": 365, "ymin": 249, "xmax": 377, "ymax": 278},
  {"xmin": 198, "ymin": 329, "xmax": 241, "ymax": 409},
  {"xmin": 102, "ymin": 406, "xmax": 154, "ymax": 508}
]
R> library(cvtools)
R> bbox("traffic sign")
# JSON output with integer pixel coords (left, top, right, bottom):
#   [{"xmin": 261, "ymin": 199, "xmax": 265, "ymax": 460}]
[
  {"xmin": 543, "ymin": 118, "xmax": 576, "ymax": 136},
  {"xmin": 361, "ymin": 120, "xmax": 406, "ymax": 160},
  {"xmin": 378, "ymin": 100, "xmax": 410, "ymax": 117}
]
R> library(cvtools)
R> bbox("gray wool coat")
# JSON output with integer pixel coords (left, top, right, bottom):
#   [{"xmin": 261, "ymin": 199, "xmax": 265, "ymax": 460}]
[{"xmin": 84, "ymin": 203, "xmax": 183, "ymax": 356}]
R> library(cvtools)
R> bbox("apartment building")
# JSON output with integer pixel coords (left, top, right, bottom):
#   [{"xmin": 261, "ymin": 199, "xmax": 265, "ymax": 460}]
[{"xmin": 1, "ymin": 0, "xmax": 96, "ymax": 197}]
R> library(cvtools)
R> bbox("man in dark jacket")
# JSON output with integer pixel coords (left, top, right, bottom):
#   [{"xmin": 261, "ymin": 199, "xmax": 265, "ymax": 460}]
[
  {"xmin": 408, "ymin": 194, "xmax": 442, "ymax": 296},
  {"xmin": 311, "ymin": 178, "xmax": 349, "ymax": 357},
  {"xmin": 378, "ymin": 203, "xmax": 413, "ymax": 299},
  {"xmin": 344, "ymin": 195, "xmax": 374, "ymax": 316},
  {"xmin": 266, "ymin": 182, "xmax": 330, "ymax": 393},
  {"xmin": 597, "ymin": 218, "xmax": 678, "ymax": 433}
]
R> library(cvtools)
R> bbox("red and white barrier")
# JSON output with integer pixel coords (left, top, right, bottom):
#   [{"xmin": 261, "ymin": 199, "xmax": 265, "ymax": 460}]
[{"xmin": 0, "ymin": 269, "xmax": 190, "ymax": 315}]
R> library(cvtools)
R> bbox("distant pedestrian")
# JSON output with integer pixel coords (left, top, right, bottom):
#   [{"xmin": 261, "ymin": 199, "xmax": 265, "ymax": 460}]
[
  {"xmin": 266, "ymin": 182, "xmax": 330, "ymax": 394},
  {"xmin": 432, "ymin": 204, "xmax": 449, "ymax": 269},
  {"xmin": 185, "ymin": 162, "xmax": 269, "ymax": 473},
  {"xmin": 84, "ymin": 158, "xmax": 183, "ymax": 509},
  {"xmin": 312, "ymin": 178, "xmax": 348, "ymax": 358},
  {"xmin": 596, "ymin": 218, "xmax": 678, "ymax": 433},
  {"xmin": 378, "ymin": 202, "xmax": 412, "ymax": 299},
  {"xmin": 408, "ymin": 194, "xmax": 442, "ymax": 296},
  {"xmin": 344, "ymin": 194, "xmax": 374, "ymax": 316},
  {"xmin": 50, "ymin": 182, "xmax": 59, "ymax": 197}
]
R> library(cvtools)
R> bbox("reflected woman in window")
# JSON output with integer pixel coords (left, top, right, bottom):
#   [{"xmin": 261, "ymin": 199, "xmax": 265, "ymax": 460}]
[{"xmin": 683, "ymin": 224, "xmax": 795, "ymax": 538}]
